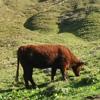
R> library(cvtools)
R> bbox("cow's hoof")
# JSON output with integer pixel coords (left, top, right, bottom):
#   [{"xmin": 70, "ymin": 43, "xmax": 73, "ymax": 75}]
[
  {"xmin": 26, "ymin": 86, "xmax": 30, "ymax": 89},
  {"xmin": 34, "ymin": 85, "xmax": 38, "ymax": 89},
  {"xmin": 51, "ymin": 80, "xmax": 54, "ymax": 83},
  {"xmin": 64, "ymin": 79, "xmax": 68, "ymax": 82},
  {"xmin": 64, "ymin": 79, "xmax": 67, "ymax": 81}
]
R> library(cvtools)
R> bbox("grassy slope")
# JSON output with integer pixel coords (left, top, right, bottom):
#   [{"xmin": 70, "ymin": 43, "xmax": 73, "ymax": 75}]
[{"xmin": 0, "ymin": 0, "xmax": 100, "ymax": 100}]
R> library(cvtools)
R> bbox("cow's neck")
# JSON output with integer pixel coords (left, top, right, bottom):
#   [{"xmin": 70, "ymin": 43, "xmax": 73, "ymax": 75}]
[{"xmin": 70, "ymin": 53, "xmax": 80, "ymax": 66}]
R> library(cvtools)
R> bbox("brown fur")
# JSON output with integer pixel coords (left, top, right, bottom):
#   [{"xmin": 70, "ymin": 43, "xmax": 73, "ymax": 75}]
[{"xmin": 15, "ymin": 44, "xmax": 85, "ymax": 89}]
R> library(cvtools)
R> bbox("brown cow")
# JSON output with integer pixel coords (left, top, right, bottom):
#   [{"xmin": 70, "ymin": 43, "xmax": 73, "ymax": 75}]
[{"xmin": 15, "ymin": 44, "xmax": 85, "ymax": 89}]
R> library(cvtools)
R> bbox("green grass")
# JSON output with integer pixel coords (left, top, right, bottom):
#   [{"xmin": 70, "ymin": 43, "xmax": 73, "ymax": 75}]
[
  {"xmin": 59, "ymin": 1, "xmax": 100, "ymax": 41},
  {"xmin": 24, "ymin": 11, "xmax": 59, "ymax": 33},
  {"xmin": 0, "ymin": 0, "xmax": 100, "ymax": 100},
  {"xmin": 77, "ymin": 12, "xmax": 100, "ymax": 41},
  {"xmin": 0, "ymin": 32, "xmax": 100, "ymax": 100}
]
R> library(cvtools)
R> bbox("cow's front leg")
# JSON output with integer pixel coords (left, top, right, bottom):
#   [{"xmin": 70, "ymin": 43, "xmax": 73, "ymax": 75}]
[
  {"xmin": 60, "ymin": 67, "xmax": 67, "ymax": 81},
  {"xmin": 51, "ymin": 67, "xmax": 57, "ymax": 82}
]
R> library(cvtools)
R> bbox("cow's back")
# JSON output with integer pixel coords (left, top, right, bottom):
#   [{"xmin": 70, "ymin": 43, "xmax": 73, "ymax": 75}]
[
  {"xmin": 18, "ymin": 44, "xmax": 80, "ymax": 69},
  {"xmin": 18, "ymin": 45, "xmax": 66, "ymax": 68}
]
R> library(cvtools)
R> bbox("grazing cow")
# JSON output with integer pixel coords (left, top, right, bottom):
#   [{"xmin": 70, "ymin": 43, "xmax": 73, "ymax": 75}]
[{"xmin": 15, "ymin": 44, "xmax": 85, "ymax": 89}]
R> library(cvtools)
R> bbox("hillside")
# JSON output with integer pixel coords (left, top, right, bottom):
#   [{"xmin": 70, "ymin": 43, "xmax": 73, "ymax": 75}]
[
  {"xmin": 0, "ymin": 0, "xmax": 100, "ymax": 40},
  {"xmin": 0, "ymin": 0, "xmax": 100, "ymax": 100}
]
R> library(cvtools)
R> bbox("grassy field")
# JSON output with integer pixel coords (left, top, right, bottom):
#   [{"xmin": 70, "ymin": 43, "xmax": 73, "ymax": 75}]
[
  {"xmin": 0, "ymin": 0, "xmax": 100, "ymax": 100},
  {"xmin": 0, "ymin": 32, "xmax": 100, "ymax": 100}
]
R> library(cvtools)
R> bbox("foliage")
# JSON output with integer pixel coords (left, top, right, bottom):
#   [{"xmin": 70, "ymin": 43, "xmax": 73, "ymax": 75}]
[{"xmin": 1, "ymin": 72, "xmax": 100, "ymax": 100}]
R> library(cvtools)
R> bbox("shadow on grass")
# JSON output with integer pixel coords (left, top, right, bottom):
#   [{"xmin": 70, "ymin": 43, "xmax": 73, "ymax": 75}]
[
  {"xmin": 0, "ymin": 87, "xmax": 25, "ymax": 94},
  {"xmin": 0, "ymin": 81, "xmax": 50, "ymax": 94},
  {"xmin": 15, "ymin": 81, "xmax": 49, "ymax": 89},
  {"xmin": 72, "ymin": 77, "xmax": 93, "ymax": 88},
  {"xmin": 0, "ymin": 82, "xmax": 25, "ymax": 94},
  {"xmin": 58, "ymin": 19, "xmax": 83, "ymax": 35},
  {"xmin": 24, "ymin": 16, "xmax": 34, "ymax": 31},
  {"xmin": 0, "ymin": 89, "xmax": 13, "ymax": 93},
  {"xmin": 38, "ymin": 82, "xmax": 49, "ymax": 88},
  {"xmin": 29, "ymin": 85, "xmax": 57, "ymax": 99},
  {"xmin": 85, "ymin": 95, "xmax": 100, "ymax": 100}
]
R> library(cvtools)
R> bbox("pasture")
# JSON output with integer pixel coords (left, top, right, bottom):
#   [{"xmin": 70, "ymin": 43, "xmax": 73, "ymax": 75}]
[
  {"xmin": 0, "ymin": 0, "xmax": 100, "ymax": 99},
  {"xmin": 0, "ymin": 32, "xmax": 100, "ymax": 100}
]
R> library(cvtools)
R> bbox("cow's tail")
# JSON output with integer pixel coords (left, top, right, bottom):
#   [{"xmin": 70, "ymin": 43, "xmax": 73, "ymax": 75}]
[{"xmin": 15, "ymin": 50, "xmax": 19, "ymax": 82}]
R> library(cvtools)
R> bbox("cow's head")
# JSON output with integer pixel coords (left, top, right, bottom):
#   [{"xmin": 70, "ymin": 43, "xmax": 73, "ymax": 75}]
[{"xmin": 72, "ymin": 61, "xmax": 85, "ymax": 76}]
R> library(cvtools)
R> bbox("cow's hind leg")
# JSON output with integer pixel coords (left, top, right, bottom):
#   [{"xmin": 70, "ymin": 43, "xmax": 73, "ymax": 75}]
[
  {"xmin": 23, "ymin": 70, "xmax": 30, "ymax": 89},
  {"xmin": 51, "ymin": 67, "xmax": 57, "ymax": 82},
  {"xmin": 28, "ymin": 68, "xmax": 38, "ymax": 89}
]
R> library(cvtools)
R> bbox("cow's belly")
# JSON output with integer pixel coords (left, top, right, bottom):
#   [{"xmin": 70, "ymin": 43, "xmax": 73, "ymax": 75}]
[{"xmin": 32, "ymin": 60, "xmax": 54, "ymax": 69}]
